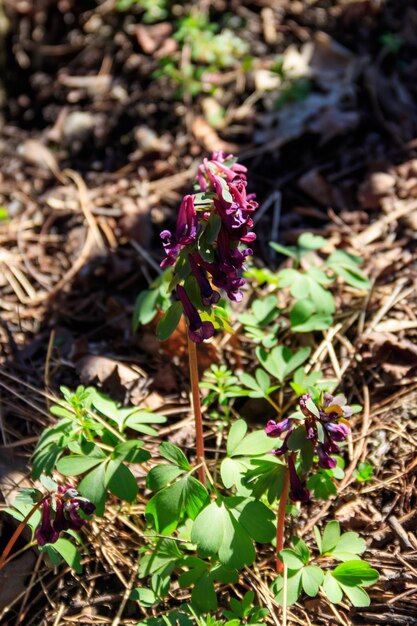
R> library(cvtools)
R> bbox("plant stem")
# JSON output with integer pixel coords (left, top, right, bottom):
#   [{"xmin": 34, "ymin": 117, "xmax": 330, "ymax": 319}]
[
  {"xmin": 276, "ymin": 465, "xmax": 290, "ymax": 574},
  {"xmin": 0, "ymin": 499, "xmax": 43, "ymax": 571},
  {"xmin": 187, "ymin": 334, "xmax": 206, "ymax": 486}
]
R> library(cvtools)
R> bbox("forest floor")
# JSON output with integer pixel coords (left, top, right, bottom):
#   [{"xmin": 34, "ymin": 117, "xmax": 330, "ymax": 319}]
[{"xmin": 0, "ymin": 1, "xmax": 416, "ymax": 625}]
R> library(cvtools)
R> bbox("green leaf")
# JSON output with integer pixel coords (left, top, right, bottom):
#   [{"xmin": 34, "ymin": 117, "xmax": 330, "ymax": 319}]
[
  {"xmin": 47, "ymin": 538, "xmax": 82, "ymax": 573},
  {"xmin": 302, "ymin": 565, "xmax": 324, "ymax": 597},
  {"xmin": 133, "ymin": 288, "xmax": 160, "ymax": 330},
  {"xmin": 191, "ymin": 501, "xmax": 226, "ymax": 557},
  {"xmin": 77, "ymin": 462, "xmax": 107, "ymax": 516},
  {"xmin": 105, "ymin": 461, "xmax": 138, "ymax": 502},
  {"xmin": 331, "ymin": 532, "xmax": 366, "ymax": 560},
  {"xmin": 230, "ymin": 429, "xmax": 276, "ymax": 457},
  {"xmin": 205, "ymin": 214, "xmax": 222, "ymax": 244},
  {"xmin": 56, "ymin": 455, "xmax": 104, "ymax": 476},
  {"xmin": 112, "ymin": 440, "xmax": 150, "ymax": 463},
  {"xmin": 146, "ymin": 476, "xmax": 208, "ymax": 534},
  {"xmin": 191, "ymin": 500, "xmax": 256, "ymax": 569},
  {"xmin": 273, "ymin": 569, "xmax": 303, "ymax": 606},
  {"xmin": 192, "ymin": 571, "xmax": 218, "ymax": 612},
  {"xmin": 314, "ymin": 525, "xmax": 322, "ymax": 553},
  {"xmin": 269, "ymin": 241, "xmax": 298, "ymax": 260},
  {"xmin": 290, "ymin": 300, "xmax": 333, "ymax": 332},
  {"xmin": 354, "ymin": 461, "xmax": 374, "ymax": 483},
  {"xmin": 227, "ymin": 497, "xmax": 275, "ymax": 543},
  {"xmin": 220, "ymin": 457, "xmax": 248, "ymax": 490},
  {"xmin": 292, "ymin": 537, "xmax": 310, "ymax": 564},
  {"xmin": 122, "ymin": 410, "xmax": 166, "ymax": 436},
  {"xmin": 156, "ymin": 301, "xmax": 183, "ymax": 341},
  {"xmin": 245, "ymin": 459, "xmax": 286, "ymax": 504},
  {"xmin": 307, "ymin": 472, "xmax": 337, "ymax": 500},
  {"xmin": 32, "ymin": 443, "xmax": 64, "ymax": 479},
  {"xmin": 256, "ymin": 346, "xmax": 311, "ymax": 383},
  {"xmin": 147, "ymin": 464, "xmax": 185, "ymax": 491},
  {"xmin": 332, "ymin": 561, "xmax": 379, "ymax": 586},
  {"xmin": 226, "ymin": 420, "xmax": 247, "ymax": 456},
  {"xmin": 323, "ymin": 571, "xmax": 343, "ymax": 604},
  {"xmin": 321, "ymin": 521, "xmax": 341, "ymax": 554},
  {"xmin": 288, "ymin": 425, "xmax": 308, "ymax": 452},
  {"xmin": 338, "ymin": 583, "xmax": 370, "ymax": 607},
  {"xmin": 139, "ymin": 538, "xmax": 183, "ymax": 578},
  {"xmin": 326, "ymin": 250, "xmax": 370, "ymax": 290},
  {"xmin": 298, "ymin": 233, "xmax": 327, "ymax": 250},
  {"xmin": 130, "ymin": 587, "xmax": 158, "ymax": 607},
  {"xmin": 239, "ymin": 373, "xmax": 264, "ymax": 398},
  {"xmin": 278, "ymin": 549, "xmax": 304, "ymax": 570},
  {"xmin": 39, "ymin": 475, "xmax": 58, "ymax": 492},
  {"xmin": 159, "ymin": 442, "xmax": 191, "ymax": 470}
]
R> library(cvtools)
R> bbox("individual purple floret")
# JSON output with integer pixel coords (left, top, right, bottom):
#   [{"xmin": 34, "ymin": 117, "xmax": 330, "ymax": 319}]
[
  {"xmin": 176, "ymin": 285, "xmax": 215, "ymax": 344},
  {"xmin": 189, "ymin": 254, "xmax": 220, "ymax": 306},
  {"xmin": 160, "ymin": 151, "xmax": 258, "ymax": 343},
  {"xmin": 288, "ymin": 455, "xmax": 310, "ymax": 502},
  {"xmin": 264, "ymin": 392, "xmax": 353, "ymax": 498},
  {"xmin": 160, "ymin": 195, "xmax": 198, "ymax": 269},
  {"xmin": 35, "ymin": 485, "xmax": 95, "ymax": 547},
  {"xmin": 265, "ymin": 418, "xmax": 291, "ymax": 438}
]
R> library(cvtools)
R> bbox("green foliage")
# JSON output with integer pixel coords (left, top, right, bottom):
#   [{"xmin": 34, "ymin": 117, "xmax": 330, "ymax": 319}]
[
  {"xmin": 145, "ymin": 443, "xmax": 209, "ymax": 534},
  {"xmin": 191, "ymin": 496, "xmax": 275, "ymax": 570},
  {"xmin": 175, "ymin": 14, "xmax": 248, "ymax": 69},
  {"xmin": 223, "ymin": 591, "xmax": 269, "ymax": 624},
  {"xmin": 154, "ymin": 12, "xmax": 247, "ymax": 97},
  {"xmin": 220, "ymin": 419, "xmax": 280, "ymax": 496},
  {"xmin": 268, "ymin": 235, "xmax": 370, "ymax": 332},
  {"xmin": 307, "ymin": 456, "xmax": 345, "ymax": 500},
  {"xmin": 255, "ymin": 345, "xmax": 311, "ymax": 384},
  {"xmin": 133, "ymin": 268, "xmax": 174, "ymax": 331},
  {"xmin": 44, "ymin": 538, "xmax": 83, "ymax": 574},
  {"xmin": 32, "ymin": 386, "xmax": 166, "ymax": 514},
  {"xmin": 116, "ymin": 0, "xmax": 169, "ymax": 23},
  {"xmin": 380, "ymin": 32, "xmax": 404, "ymax": 55},
  {"xmin": 354, "ymin": 461, "xmax": 374, "ymax": 483},
  {"xmin": 272, "ymin": 523, "xmax": 379, "ymax": 608},
  {"xmin": 238, "ymin": 295, "xmax": 280, "ymax": 347},
  {"xmin": 200, "ymin": 365, "xmax": 242, "ymax": 417}
]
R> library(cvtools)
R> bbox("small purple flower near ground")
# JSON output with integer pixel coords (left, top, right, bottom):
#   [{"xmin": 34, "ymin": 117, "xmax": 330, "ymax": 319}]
[
  {"xmin": 160, "ymin": 151, "xmax": 258, "ymax": 343},
  {"xmin": 35, "ymin": 485, "xmax": 95, "ymax": 546},
  {"xmin": 265, "ymin": 392, "xmax": 352, "ymax": 501}
]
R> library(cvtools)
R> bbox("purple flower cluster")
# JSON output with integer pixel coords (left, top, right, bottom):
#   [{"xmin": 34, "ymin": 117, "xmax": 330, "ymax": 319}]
[
  {"xmin": 160, "ymin": 151, "xmax": 258, "ymax": 343},
  {"xmin": 35, "ymin": 485, "xmax": 95, "ymax": 546},
  {"xmin": 265, "ymin": 393, "xmax": 352, "ymax": 501}
]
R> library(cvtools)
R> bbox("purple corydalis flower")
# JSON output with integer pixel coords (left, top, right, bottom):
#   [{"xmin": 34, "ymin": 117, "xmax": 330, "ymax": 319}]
[
  {"xmin": 35, "ymin": 485, "xmax": 95, "ymax": 547},
  {"xmin": 317, "ymin": 445, "xmax": 337, "ymax": 469},
  {"xmin": 298, "ymin": 392, "xmax": 352, "ymax": 468},
  {"xmin": 265, "ymin": 418, "xmax": 291, "ymax": 438},
  {"xmin": 160, "ymin": 195, "xmax": 198, "ymax": 268},
  {"xmin": 160, "ymin": 151, "xmax": 258, "ymax": 343},
  {"xmin": 189, "ymin": 254, "xmax": 220, "ymax": 306},
  {"xmin": 176, "ymin": 284, "xmax": 214, "ymax": 344},
  {"xmin": 288, "ymin": 456, "xmax": 310, "ymax": 502},
  {"xmin": 325, "ymin": 422, "xmax": 350, "ymax": 442}
]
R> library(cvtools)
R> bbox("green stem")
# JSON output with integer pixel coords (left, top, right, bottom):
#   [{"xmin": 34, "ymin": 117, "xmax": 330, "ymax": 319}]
[
  {"xmin": 187, "ymin": 334, "xmax": 206, "ymax": 486},
  {"xmin": 276, "ymin": 465, "xmax": 290, "ymax": 574},
  {"xmin": 0, "ymin": 499, "xmax": 43, "ymax": 571}
]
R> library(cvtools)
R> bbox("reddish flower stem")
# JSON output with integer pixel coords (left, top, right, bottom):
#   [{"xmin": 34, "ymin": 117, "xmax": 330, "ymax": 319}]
[
  {"xmin": 0, "ymin": 499, "xmax": 43, "ymax": 571},
  {"xmin": 276, "ymin": 465, "xmax": 290, "ymax": 574},
  {"xmin": 187, "ymin": 333, "xmax": 206, "ymax": 486}
]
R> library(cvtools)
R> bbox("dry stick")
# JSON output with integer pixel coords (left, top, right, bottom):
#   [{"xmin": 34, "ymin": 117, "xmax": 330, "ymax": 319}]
[
  {"xmin": 0, "ymin": 499, "xmax": 43, "ymax": 571},
  {"xmin": 275, "ymin": 465, "xmax": 290, "ymax": 574},
  {"xmin": 187, "ymin": 334, "xmax": 206, "ymax": 486}
]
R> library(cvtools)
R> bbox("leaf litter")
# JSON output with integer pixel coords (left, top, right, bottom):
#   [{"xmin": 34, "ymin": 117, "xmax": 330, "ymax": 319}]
[{"xmin": 0, "ymin": 1, "xmax": 416, "ymax": 624}]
